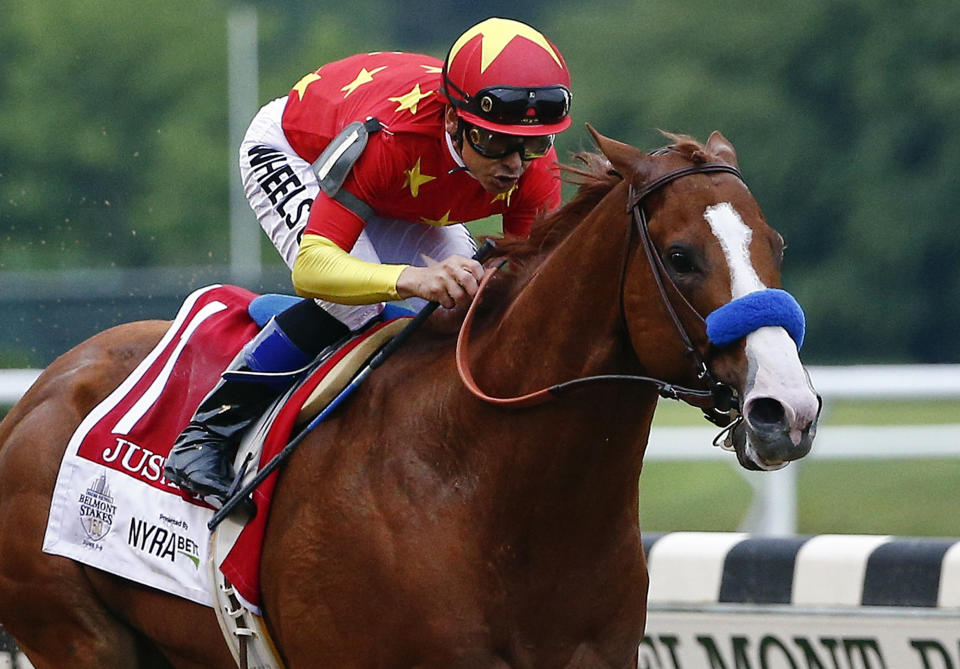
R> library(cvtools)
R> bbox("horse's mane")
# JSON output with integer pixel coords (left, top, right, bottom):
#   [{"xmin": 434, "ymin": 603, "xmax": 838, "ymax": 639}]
[
  {"xmin": 490, "ymin": 132, "xmax": 711, "ymax": 268},
  {"xmin": 437, "ymin": 133, "xmax": 712, "ymax": 331},
  {"xmin": 488, "ymin": 152, "xmax": 621, "ymax": 268}
]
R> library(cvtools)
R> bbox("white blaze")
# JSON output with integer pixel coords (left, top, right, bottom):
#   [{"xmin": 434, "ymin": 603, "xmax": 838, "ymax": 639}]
[
  {"xmin": 703, "ymin": 203, "xmax": 819, "ymax": 458},
  {"xmin": 703, "ymin": 203, "xmax": 764, "ymax": 298}
]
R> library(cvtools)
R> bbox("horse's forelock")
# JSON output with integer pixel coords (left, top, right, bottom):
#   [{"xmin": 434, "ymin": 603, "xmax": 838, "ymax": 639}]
[{"xmin": 658, "ymin": 131, "xmax": 714, "ymax": 164}]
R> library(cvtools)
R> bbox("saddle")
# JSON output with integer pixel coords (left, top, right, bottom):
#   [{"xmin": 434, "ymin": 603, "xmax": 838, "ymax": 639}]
[{"xmin": 208, "ymin": 297, "xmax": 410, "ymax": 669}]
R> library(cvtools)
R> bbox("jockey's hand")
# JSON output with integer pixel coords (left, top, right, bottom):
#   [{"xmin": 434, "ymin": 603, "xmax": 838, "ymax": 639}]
[{"xmin": 396, "ymin": 254, "xmax": 485, "ymax": 309}]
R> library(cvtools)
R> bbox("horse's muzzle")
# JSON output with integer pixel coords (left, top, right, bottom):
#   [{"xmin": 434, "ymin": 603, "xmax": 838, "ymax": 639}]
[{"xmin": 735, "ymin": 391, "xmax": 822, "ymax": 471}]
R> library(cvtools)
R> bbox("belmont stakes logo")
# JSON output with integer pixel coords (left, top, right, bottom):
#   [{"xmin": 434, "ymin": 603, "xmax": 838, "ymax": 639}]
[{"xmin": 78, "ymin": 473, "xmax": 117, "ymax": 542}]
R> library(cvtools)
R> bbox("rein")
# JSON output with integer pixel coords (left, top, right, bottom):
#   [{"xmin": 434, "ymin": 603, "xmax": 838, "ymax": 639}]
[{"xmin": 456, "ymin": 160, "xmax": 746, "ymax": 427}]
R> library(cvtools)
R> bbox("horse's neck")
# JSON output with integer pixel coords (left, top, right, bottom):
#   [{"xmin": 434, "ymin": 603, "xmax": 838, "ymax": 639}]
[
  {"xmin": 452, "ymin": 200, "xmax": 658, "ymax": 513},
  {"xmin": 480, "ymin": 201, "xmax": 636, "ymax": 393}
]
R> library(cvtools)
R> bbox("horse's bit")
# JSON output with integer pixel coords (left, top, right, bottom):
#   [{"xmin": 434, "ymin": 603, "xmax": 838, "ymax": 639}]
[{"xmin": 456, "ymin": 159, "xmax": 747, "ymax": 432}]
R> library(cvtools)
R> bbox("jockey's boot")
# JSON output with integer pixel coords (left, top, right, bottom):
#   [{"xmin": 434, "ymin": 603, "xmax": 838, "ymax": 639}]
[{"xmin": 164, "ymin": 304, "xmax": 349, "ymax": 507}]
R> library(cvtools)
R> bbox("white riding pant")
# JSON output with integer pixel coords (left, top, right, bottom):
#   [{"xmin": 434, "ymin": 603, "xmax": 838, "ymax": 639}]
[{"xmin": 239, "ymin": 98, "xmax": 477, "ymax": 330}]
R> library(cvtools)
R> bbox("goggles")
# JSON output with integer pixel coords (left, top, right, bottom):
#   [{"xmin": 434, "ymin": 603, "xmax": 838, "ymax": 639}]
[
  {"xmin": 470, "ymin": 85, "xmax": 570, "ymax": 126},
  {"xmin": 465, "ymin": 124, "xmax": 555, "ymax": 160},
  {"xmin": 444, "ymin": 75, "xmax": 571, "ymax": 127}
]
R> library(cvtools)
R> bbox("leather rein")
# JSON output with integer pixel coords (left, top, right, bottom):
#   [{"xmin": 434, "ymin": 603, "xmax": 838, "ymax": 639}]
[{"xmin": 455, "ymin": 159, "xmax": 745, "ymax": 429}]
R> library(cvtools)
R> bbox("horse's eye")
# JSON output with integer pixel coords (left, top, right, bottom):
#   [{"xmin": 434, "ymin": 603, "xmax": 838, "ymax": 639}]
[{"xmin": 667, "ymin": 249, "xmax": 697, "ymax": 274}]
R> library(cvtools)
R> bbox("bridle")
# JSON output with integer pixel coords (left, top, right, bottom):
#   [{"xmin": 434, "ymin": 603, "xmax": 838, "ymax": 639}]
[
  {"xmin": 455, "ymin": 158, "xmax": 747, "ymax": 430},
  {"xmin": 628, "ymin": 160, "xmax": 745, "ymax": 427}
]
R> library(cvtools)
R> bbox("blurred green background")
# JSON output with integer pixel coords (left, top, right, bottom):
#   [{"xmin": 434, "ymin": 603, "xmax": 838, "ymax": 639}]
[
  {"xmin": 1, "ymin": 1, "xmax": 958, "ymax": 536},
  {"xmin": 3, "ymin": 0, "xmax": 959, "ymax": 366}
]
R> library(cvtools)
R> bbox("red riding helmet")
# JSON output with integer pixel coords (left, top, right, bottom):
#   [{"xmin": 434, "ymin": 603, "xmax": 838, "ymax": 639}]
[{"xmin": 440, "ymin": 17, "xmax": 572, "ymax": 136}]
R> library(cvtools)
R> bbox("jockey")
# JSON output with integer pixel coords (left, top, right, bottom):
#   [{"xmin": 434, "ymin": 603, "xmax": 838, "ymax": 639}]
[{"xmin": 163, "ymin": 17, "xmax": 574, "ymax": 507}]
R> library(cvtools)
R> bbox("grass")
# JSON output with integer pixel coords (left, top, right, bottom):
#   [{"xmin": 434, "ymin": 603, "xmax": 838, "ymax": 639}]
[
  {"xmin": 639, "ymin": 461, "xmax": 753, "ymax": 533},
  {"xmin": 795, "ymin": 459, "xmax": 960, "ymax": 536},
  {"xmin": 640, "ymin": 399, "xmax": 960, "ymax": 537},
  {"xmin": 639, "ymin": 459, "xmax": 960, "ymax": 537},
  {"xmin": 465, "ymin": 217, "xmax": 502, "ymax": 239}
]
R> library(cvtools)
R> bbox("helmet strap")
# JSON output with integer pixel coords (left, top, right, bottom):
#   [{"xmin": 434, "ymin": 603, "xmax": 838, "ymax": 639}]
[
  {"xmin": 454, "ymin": 118, "xmax": 467, "ymax": 150},
  {"xmin": 442, "ymin": 116, "xmax": 470, "ymax": 174}
]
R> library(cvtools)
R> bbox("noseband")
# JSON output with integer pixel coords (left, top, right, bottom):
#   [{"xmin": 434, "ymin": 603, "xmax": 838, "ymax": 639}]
[{"xmin": 455, "ymin": 158, "xmax": 755, "ymax": 430}]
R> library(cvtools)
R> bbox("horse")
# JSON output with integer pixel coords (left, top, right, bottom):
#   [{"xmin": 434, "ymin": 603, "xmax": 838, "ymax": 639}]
[{"xmin": 0, "ymin": 128, "xmax": 820, "ymax": 668}]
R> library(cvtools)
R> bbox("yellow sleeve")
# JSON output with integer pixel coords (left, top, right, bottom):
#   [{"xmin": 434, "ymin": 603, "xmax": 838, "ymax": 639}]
[{"xmin": 292, "ymin": 234, "xmax": 407, "ymax": 304}]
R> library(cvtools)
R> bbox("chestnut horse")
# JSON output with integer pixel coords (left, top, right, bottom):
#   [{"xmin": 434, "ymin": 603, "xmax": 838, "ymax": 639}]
[{"xmin": 0, "ymin": 129, "xmax": 819, "ymax": 668}]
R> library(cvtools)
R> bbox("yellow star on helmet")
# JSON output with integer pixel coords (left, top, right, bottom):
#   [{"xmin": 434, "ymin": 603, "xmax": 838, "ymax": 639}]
[
  {"xmin": 420, "ymin": 210, "xmax": 458, "ymax": 226},
  {"xmin": 420, "ymin": 64, "xmax": 443, "ymax": 74},
  {"xmin": 448, "ymin": 18, "xmax": 562, "ymax": 73},
  {"xmin": 389, "ymin": 83, "xmax": 434, "ymax": 115},
  {"xmin": 403, "ymin": 158, "xmax": 436, "ymax": 197},
  {"xmin": 491, "ymin": 184, "xmax": 518, "ymax": 207},
  {"xmin": 292, "ymin": 72, "xmax": 321, "ymax": 101},
  {"xmin": 340, "ymin": 66, "xmax": 387, "ymax": 98}
]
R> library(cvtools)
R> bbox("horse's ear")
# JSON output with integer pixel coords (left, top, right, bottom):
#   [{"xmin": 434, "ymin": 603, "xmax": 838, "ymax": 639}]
[
  {"xmin": 705, "ymin": 131, "xmax": 740, "ymax": 168},
  {"xmin": 585, "ymin": 123, "xmax": 652, "ymax": 180}
]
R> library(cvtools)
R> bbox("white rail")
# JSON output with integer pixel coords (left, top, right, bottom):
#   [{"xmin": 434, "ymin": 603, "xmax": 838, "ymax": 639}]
[
  {"xmin": 0, "ymin": 369, "xmax": 42, "ymax": 405},
  {"xmin": 3, "ymin": 365, "xmax": 959, "ymax": 535}
]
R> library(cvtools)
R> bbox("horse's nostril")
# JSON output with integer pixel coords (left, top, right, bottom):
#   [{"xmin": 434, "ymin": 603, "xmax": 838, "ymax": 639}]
[{"xmin": 747, "ymin": 397, "xmax": 785, "ymax": 427}]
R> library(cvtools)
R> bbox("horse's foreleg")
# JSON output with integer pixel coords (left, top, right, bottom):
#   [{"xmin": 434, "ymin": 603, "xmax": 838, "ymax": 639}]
[
  {"xmin": 0, "ymin": 450, "xmax": 163, "ymax": 667},
  {"xmin": 0, "ymin": 561, "xmax": 163, "ymax": 668}
]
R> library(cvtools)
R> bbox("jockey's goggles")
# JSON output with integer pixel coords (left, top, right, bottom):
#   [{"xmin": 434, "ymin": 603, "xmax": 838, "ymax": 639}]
[
  {"xmin": 450, "ymin": 85, "xmax": 571, "ymax": 128},
  {"xmin": 465, "ymin": 124, "xmax": 555, "ymax": 161}
]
